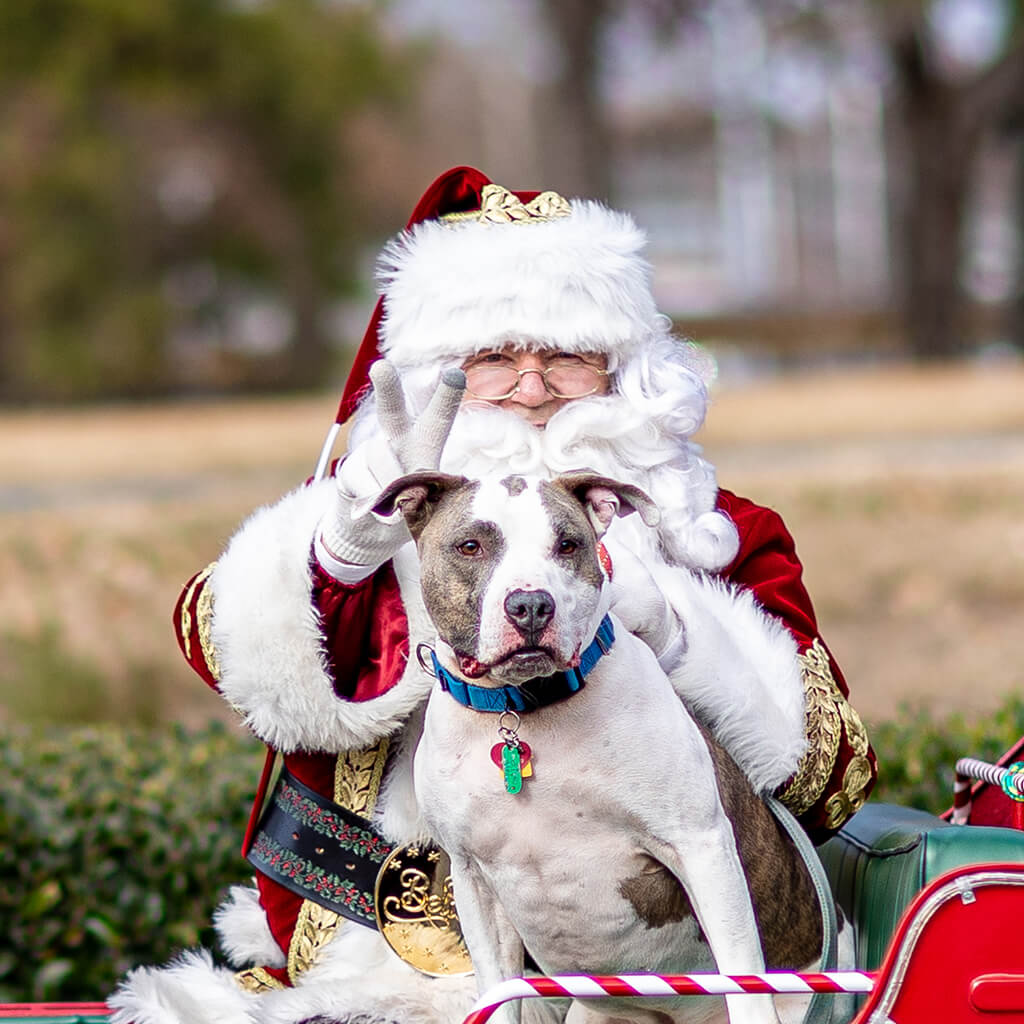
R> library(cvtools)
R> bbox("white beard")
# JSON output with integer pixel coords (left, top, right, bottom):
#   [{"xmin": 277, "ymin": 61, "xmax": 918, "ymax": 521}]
[{"xmin": 437, "ymin": 394, "xmax": 739, "ymax": 573}]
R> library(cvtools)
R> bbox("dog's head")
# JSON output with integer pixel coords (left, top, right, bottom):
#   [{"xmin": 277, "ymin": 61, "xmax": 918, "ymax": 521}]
[{"xmin": 373, "ymin": 472, "xmax": 659, "ymax": 686}]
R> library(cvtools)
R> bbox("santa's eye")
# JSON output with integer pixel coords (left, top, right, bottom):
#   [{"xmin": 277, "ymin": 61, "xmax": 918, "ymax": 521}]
[{"xmin": 456, "ymin": 539, "xmax": 482, "ymax": 556}]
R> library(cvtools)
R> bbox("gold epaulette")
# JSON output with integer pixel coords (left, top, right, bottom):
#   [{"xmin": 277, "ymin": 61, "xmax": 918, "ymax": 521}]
[{"xmin": 777, "ymin": 639, "xmax": 873, "ymax": 832}]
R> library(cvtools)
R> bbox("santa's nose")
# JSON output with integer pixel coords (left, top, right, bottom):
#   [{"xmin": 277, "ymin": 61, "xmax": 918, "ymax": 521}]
[{"xmin": 511, "ymin": 368, "xmax": 549, "ymax": 406}]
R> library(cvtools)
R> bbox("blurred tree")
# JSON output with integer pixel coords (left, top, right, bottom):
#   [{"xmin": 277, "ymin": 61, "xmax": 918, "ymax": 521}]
[
  {"xmin": 1015, "ymin": 112, "xmax": 1024, "ymax": 349},
  {"xmin": 534, "ymin": 0, "xmax": 615, "ymax": 199},
  {"xmin": 0, "ymin": 0, "xmax": 413, "ymax": 401},
  {"xmin": 881, "ymin": 0, "xmax": 1024, "ymax": 359},
  {"xmin": 535, "ymin": 0, "xmax": 701, "ymax": 200},
  {"xmin": 536, "ymin": 0, "xmax": 1024, "ymax": 360}
]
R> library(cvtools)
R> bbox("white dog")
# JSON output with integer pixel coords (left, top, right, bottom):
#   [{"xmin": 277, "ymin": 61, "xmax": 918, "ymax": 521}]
[{"xmin": 372, "ymin": 470, "xmax": 826, "ymax": 1024}]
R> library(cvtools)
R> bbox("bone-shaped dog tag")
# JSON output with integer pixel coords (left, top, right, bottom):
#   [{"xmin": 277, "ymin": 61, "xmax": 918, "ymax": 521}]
[
  {"xmin": 502, "ymin": 744, "xmax": 522, "ymax": 794},
  {"xmin": 491, "ymin": 741, "xmax": 532, "ymax": 794}
]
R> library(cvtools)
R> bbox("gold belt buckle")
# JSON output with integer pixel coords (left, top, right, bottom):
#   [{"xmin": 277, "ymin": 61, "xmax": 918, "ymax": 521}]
[{"xmin": 374, "ymin": 842, "xmax": 473, "ymax": 977}]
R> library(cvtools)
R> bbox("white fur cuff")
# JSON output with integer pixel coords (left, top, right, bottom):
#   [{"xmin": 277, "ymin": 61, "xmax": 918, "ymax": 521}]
[{"xmin": 210, "ymin": 480, "xmax": 433, "ymax": 752}]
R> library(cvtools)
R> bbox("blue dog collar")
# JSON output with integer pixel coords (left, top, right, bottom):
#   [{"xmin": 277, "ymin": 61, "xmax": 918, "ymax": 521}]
[{"xmin": 431, "ymin": 615, "xmax": 615, "ymax": 713}]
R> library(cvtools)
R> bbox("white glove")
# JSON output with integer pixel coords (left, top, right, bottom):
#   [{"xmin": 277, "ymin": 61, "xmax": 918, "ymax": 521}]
[
  {"xmin": 603, "ymin": 537, "xmax": 687, "ymax": 672},
  {"xmin": 316, "ymin": 361, "xmax": 465, "ymax": 576}
]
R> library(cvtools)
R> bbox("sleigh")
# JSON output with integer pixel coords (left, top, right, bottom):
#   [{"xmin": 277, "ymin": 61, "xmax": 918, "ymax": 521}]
[{"xmin": 4, "ymin": 739, "xmax": 1024, "ymax": 1024}]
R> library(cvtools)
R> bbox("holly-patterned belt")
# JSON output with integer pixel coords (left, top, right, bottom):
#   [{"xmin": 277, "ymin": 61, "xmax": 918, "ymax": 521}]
[{"xmin": 246, "ymin": 766, "xmax": 395, "ymax": 928}]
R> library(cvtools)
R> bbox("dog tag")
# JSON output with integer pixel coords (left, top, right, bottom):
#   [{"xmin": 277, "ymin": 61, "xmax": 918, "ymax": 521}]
[
  {"xmin": 502, "ymin": 744, "xmax": 523, "ymax": 794},
  {"xmin": 490, "ymin": 741, "xmax": 531, "ymax": 771},
  {"xmin": 490, "ymin": 742, "xmax": 532, "ymax": 793}
]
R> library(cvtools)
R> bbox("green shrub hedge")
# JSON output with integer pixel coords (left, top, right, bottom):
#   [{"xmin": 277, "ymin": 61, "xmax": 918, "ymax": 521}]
[
  {"xmin": 869, "ymin": 695, "xmax": 1024, "ymax": 812},
  {"xmin": 2, "ymin": 701, "xmax": 1023, "ymax": 1002},
  {"xmin": 0, "ymin": 721, "xmax": 263, "ymax": 1002}
]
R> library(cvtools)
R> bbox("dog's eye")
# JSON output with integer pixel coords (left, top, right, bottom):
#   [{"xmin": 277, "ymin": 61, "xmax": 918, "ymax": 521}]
[
  {"xmin": 557, "ymin": 538, "xmax": 579, "ymax": 555},
  {"xmin": 456, "ymin": 539, "xmax": 482, "ymax": 556}
]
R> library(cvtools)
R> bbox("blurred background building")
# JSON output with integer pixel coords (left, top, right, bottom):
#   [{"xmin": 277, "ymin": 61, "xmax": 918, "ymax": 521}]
[{"xmin": 0, "ymin": 0, "xmax": 1021, "ymax": 402}]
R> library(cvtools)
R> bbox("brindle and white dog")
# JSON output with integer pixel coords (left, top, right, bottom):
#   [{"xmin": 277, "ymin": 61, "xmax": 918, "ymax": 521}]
[{"xmin": 374, "ymin": 471, "xmax": 825, "ymax": 1024}]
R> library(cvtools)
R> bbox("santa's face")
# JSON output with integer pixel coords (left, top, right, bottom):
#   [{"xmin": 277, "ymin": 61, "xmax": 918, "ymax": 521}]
[{"xmin": 460, "ymin": 347, "xmax": 610, "ymax": 428}]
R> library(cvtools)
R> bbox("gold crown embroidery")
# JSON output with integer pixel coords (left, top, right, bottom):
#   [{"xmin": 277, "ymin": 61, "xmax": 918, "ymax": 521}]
[{"xmin": 442, "ymin": 184, "xmax": 571, "ymax": 225}]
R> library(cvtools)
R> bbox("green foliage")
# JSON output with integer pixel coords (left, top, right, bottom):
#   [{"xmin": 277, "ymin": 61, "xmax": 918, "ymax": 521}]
[
  {"xmin": 869, "ymin": 695, "xmax": 1024, "ymax": 814},
  {"xmin": 0, "ymin": 722, "xmax": 263, "ymax": 1001},
  {"xmin": 0, "ymin": 0, "xmax": 414, "ymax": 401}
]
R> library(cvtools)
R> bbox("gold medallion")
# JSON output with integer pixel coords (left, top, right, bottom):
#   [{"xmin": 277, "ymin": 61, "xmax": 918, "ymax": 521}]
[{"xmin": 374, "ymin": 843, "xmax": 473, "ymax": 977}]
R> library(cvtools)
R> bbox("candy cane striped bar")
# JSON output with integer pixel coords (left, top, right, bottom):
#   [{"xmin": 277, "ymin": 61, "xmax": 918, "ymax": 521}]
[
  {"xmin": 952, "ymin": 757, "xmax": 1024, "ymax": 824},
  {"xmin": 462, "ymin": 972, "xmax": 877, "ymax": 1024}
]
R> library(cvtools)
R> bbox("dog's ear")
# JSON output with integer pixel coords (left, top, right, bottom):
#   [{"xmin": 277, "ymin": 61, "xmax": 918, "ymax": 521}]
[
  {"xmin": 554, "ymin": 473, "xmax": 661, "ymax": 538},
  {"xmin": 369, "ymin": 471, "xmax": 469, "ymax": 539}
]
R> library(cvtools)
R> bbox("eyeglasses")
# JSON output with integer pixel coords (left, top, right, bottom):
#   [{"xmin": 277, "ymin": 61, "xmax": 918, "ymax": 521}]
[{"xmin": 464, "ymin": 358, "xmax": 610, "ymax": 401}]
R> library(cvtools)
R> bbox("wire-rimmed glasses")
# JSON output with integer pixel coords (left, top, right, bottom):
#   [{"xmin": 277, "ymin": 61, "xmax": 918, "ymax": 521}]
[{"xmin": 464, "ymin": 358, "xmax": 609, "ymax": 401}]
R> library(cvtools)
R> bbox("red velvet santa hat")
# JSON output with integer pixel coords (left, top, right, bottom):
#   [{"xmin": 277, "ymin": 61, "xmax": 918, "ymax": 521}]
[{"xmin": 333, "ymin": 165, "xmax": 659, "ymax": 425}]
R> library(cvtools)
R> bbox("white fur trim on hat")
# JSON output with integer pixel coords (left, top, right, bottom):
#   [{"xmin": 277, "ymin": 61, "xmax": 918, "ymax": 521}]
[{"xmin": 376, "ymin": 200, "xmax": 660, "ymax": 366}]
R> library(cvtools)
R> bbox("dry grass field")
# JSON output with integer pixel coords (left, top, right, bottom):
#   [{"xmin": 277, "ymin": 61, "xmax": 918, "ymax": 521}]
[{"xmin": 2, "ymin": 359, "xmax": 1023, "ymax": 732}]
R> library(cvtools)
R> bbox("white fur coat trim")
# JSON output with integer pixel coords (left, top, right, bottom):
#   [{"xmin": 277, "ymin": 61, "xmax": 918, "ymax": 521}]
[
  {"xmin": 214, "ymin": 885, "xmax": 286, "ymax": 969},
  {"xmin": 211, "ymin": 480, "xmax": 433, "ymax": 753},
  {"xmin": 377, "ymin": 200, "xmax": 660, "ymax": 367},
  {"xmin": 656, "ymin": 565, "xmax": 807, "ymax": 793},
  {"xmin": 258, "ymin": 925, "xmax": 475, "ymax": 1024},
  {"xmin": 108, "ymin": 932, "xmax": 476, "ymax": 1024},
  {"xmin": 107, "ymin": 949, "xmax": 258, "ymax": 1024}
]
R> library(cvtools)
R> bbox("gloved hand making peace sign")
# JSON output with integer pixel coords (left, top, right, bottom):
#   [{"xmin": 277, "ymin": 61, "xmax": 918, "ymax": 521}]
[{"xmin": 316, "ymin": 361, "xmax": 466, "ymax": 573}]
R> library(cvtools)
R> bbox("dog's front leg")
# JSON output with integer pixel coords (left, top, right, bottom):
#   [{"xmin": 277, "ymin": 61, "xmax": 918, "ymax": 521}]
[
  {"xmin": 652, "ymin": 823, "xmax": 782, "ymax": 1024},
  {"xmin": 449, "ymin": 854, "xmax": 526, "ymax": 1024}
]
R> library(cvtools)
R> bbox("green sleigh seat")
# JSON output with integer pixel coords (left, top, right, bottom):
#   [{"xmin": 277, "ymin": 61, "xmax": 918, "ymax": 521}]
[{"xmin": 818, "ymin": 801, "xmax": 1024, "ymax": 971}]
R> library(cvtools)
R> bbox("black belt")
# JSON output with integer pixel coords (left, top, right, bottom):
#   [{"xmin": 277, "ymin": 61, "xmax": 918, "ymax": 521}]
[{"xmin": 246, "ymin": 766, "xmax": 395, "ymax": 928}]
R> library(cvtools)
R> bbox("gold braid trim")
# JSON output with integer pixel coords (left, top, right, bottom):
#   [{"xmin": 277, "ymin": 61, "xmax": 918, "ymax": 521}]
[
  {"xmin": 335, "ymin": 737, "xmax": 391, "ymax": 811},
  {"xmin": 778, "ymin": 639, "xmax": 872, "ymax": 829},
  {"xmin": 195, "ymin": 565, "xmax": 221, "ymax": 682},
  {"xmin": 442, "ymin": 184, "xmax": 571, "ymax": 225},
  {"xmin": 284, "ymin": 739, "xmax": 392, "ymax": 983},
  {"xmin": 179, "ymin": 562, "xmax": 216, "ymax": 662},
  {"xmin": 287, "ymin": 899, "xmax": 345, "ymax": 983},
  {"xmin": 234, "ymin": 966, "xmax": 286, "ymax": 993}
]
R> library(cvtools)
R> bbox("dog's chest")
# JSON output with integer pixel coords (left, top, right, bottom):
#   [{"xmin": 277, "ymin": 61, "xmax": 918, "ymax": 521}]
[{"xmin": 414, "ymin": 652, "xmax": 720, "ymax": 973}]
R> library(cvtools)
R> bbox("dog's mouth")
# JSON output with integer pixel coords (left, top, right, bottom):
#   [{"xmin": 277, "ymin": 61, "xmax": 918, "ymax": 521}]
[{"xmin": 456, "ymin": 646, "xmax": 580, "ymax": 680}]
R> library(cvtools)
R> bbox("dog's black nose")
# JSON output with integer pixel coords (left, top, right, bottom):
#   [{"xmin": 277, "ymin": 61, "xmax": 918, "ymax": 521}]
[{"xmin": 504, "ymin": 589, "xmax": 555, "ymax": 640}]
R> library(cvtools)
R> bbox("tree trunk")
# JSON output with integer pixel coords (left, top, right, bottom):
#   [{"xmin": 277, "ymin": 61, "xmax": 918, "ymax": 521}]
[
  {"xmin": 890, "ymin": 31, "xmax": 974, "ymax": 359},
  {"xmin": 536, "ymin": 0, "xmax": 614, "ymax": 200},
  {"xmin": 890, "ymin": 26, "xmax": 1024, "ymax": 360},
  {"xmin": 902, "ymin": 94, "xmax": 974, "ymax": 358},
  {"xmin": 1008, "ymin": 115, "xmax": 1024, "ymax": 352}
]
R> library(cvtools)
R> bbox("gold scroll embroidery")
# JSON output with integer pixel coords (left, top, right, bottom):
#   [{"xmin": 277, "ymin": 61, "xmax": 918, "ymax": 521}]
[
  {"xmin": 442, "ymin": 184, "xmax": 571, "ymax": 225},
  {"xmin": 778, "ymin": 638, "xmax": 871, "ymax": 827},
  {"xmin": 234, "ymin": 966, "xmax": 286, "ymax": 993},
  {"xmin": 283, "ymin": 739, "xmax": 392, "ymax": 982},
  {"xmin": 824, "ymin": 754, "xmax": 874, "ymax": 831}
]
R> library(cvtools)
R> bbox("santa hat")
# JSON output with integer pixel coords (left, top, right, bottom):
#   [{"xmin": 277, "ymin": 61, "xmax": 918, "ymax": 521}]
[{"xmin": 333, "ymin": 166, "xmax": 661, "ymax": 425}]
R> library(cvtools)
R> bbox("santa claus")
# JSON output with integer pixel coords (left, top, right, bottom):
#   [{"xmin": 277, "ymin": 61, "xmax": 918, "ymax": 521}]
[{"xmin": 110, "ymin": 167, "xmax": 875, "ymax": 1024}]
